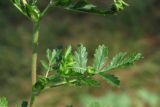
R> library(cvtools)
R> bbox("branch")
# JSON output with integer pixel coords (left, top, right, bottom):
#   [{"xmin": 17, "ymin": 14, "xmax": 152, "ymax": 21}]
[
  {"xmin": 40, "ymin": 0, "xmax": 53, "ymax": 18},
  {"xmin": 45, "ymin": 79, "xmax": 77, "ymax": 89}
]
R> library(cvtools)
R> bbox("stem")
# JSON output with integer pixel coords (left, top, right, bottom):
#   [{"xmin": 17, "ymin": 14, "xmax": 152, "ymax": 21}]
[
  {"xmin": 45, "ymin": 65, "xmax": 51, "ymax": 77},
  {"xmin": 32, "ymin": 22, "xmax": 40, "ymax": 85},
  {"xmin": 45, "ymin": 79, "xmax": 77, "ymax": 89},
  {"xmin": 30, "ymin": 95, "xmax": 36, "ymax": 107},
  {"xmin": 30, "ymin": 22, "xmax": 40, "ymax": 107},
  {"xmin": 45, "ymin": 70, "xmax": 50, "ymax": 77},
  {"xmin": 69, "ymin": 67, "xmax": 87, "ymax": 71},
  {"xmin": 30, "ymin": 1, "xmax": 52, "ymax": 106},
  {"xmin": 40, "ymin": 0, "xmax": 53, "ymax": 19}
]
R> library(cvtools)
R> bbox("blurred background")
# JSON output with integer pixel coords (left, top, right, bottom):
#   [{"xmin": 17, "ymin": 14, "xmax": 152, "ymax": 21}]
[{"xmin": 0, "ymin": 0, "xmax": 160, "ymax": 107}]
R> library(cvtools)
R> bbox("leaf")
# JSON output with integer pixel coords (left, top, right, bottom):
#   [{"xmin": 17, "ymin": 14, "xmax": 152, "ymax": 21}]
[
  {"xmin": 41, "ymin": 49, "xmax": 58, "ymax": 71},
  {"xmin": 99, "ymin": 73, "xmax": 120, "ymax": 86},
  {"xmin": 53, "ymin": 0, "xmax": 129, "ymax": 16},
  {"xmin": 93, "ymin": 45, "xmax": 108, "ymax": 72},
  {"xmin": 25, "ymin": 4, "xmax": 40, "ymax": 22},
  {"xmin": 54, "ymin": 48, "xmax": 63, "ymax": 62},
  {"xmin": 102, "ymin": 52, "xmax": 143, "ymax": 72},
  {"xmin": 11, "ymin": 0, "xmax": 24, "ymax": 14},
  {"xmin": 58, "ymin": 45, "xmax": 75, "ymax": 75},
  {"xmin": 46, "ymin": 49, "xmax": 52, "ymax": 61},
  {"xmin": 113, "ymin": 0, "xmax": 129, "ymax": 12},
  {"xmin": 0, "ymin": 97, "xmax": 8, "ymax": 107},
  {"xmin": 47, "ymin": 49, "xmax": 57, "ymax": 64},
  {"xmin": 50, "ymin": 51, "xmax": 57, "ymax": 65},
  {"xmin": 40, "ymin": 60, "xmax": 49, "ymax": 70},
  {"xmin": 74, "ymin": 44, "xmax": 88, "ymax": 74},
  {"xmin": 82, "ymin": 78, "xmax": 100, "ymax": 87},
  {"xmin": 64, "ymin": 45, "xmax": 72, "ymax": 59},
  {"xmin": 11, "ymin": 0, "xmax": 40, "ymax": 22}
]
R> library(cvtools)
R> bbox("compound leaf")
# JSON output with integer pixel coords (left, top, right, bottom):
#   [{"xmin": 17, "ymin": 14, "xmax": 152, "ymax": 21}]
[{"xmin": 53, "ymin": 0, "xmax": 129, "ymax": 16}]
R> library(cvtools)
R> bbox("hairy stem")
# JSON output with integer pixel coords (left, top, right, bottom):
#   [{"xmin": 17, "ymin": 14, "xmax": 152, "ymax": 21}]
[{"xmin": 30, "ymin": 22, "xmax": 40, "ymax": 107}]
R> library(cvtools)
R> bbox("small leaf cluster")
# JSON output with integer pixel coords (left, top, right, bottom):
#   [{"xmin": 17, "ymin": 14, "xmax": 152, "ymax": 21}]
[
  {"xmin": 111, "ymin": 0, "xmax": 129, "ymax": 12},
  {"xmin": 11, "ymin": 0, "xmax": 41, "ymax": 22},
  {"xmin": 32, "ymin": 44, "xmax": 142, "ymax": 96},
  {"xmin": 11, "ymin": 0, "xmax": 129, "ymax": 22}
]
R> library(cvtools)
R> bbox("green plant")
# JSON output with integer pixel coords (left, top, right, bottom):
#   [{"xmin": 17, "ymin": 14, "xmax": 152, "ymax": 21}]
[
  {"xmin": 0, "ymin": 97, "xmax": 8, "ymax": 107},
  {"xmin": 81, "ymin": 89, "xmax": 159, "ymax": 107},
  {"xmin": 0, "ymin": 0, "xmax": 143, "ymax": 107}
]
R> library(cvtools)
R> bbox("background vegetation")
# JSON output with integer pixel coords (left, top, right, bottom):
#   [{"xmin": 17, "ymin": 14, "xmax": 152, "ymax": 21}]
[{"xmin": 0, "ymin": 0, "xmax": 159, "ymax": 107}]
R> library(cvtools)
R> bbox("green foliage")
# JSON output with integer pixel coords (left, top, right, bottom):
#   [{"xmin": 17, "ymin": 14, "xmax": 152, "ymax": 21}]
[
  {"xmin": 11, "ymin": 0, "xmax": 129, "ymax": 22},
  {"xmin": 112, "ymin": 0, "xmax": 129, "ymax": 12},
  {"xmin": 81, "ymin": 89, "xmax": 159, "ymax": 107},
  {"xmin": 81, "ymin": 91, "xmax": 131, "ymax": 107},
  {"xmin": 93, "ymin": 45, "xmax": 108, "ymax": 72},
  {"xmin": 53, "ymin": 0, "xmax": 129, "ymax": 15},
  {"xmin": 99, "ymin": 73, "xmax": 120, "ymax": 86},
  {"xmin": 102, "ymin": 52, "xmax": 143, "ymax": 72},
  {"xmin": 137, "ymin": 89, "xmax": 159, "ymax": 107},
  {"xmin": 33, "ymin": 44, "xmax": 142, "ymax": 96},
  {"xmin": 0, "ymin": 98, "xmax": 28, "ymax": 107},
  {"xmin": 9, "ymin": 1, "xmax": 144, "ymax": 107},
  {"xmin": 11, "ymin": 0, "xmax": 40, "ymax": 22},
  {"xmin": 74, "ymin": 44, "xmax": 88, "ymax": 74},
  {"xmin": 0, "ymin": 97, "xmax": 8, "ymax": 107},
  {"xmin": 60, "ymin": 45, "xmax": 75, "ymax": 75},
  {"xmin": 89, "ymin": 102, "xmax": 101, "ymax": 107},
  {"xmin": 40, "ymin": 49, "xmax": 58, "ymax": 72}
]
